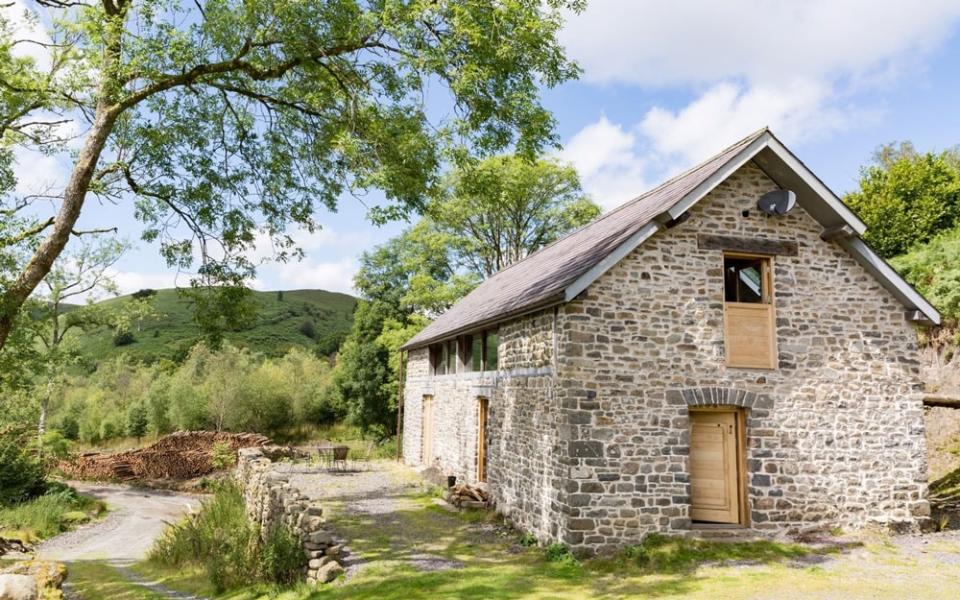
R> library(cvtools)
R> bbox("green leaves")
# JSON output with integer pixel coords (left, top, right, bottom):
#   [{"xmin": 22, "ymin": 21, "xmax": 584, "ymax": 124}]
[{"xmin": 845, "ymin": 144, "xmax": 960, "ymax": 257}]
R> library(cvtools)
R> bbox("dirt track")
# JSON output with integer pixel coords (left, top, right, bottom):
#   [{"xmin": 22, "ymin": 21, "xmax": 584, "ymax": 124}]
[{"xmin": 35, "ymin": 482, "xmax": 200, "ymax": 563}]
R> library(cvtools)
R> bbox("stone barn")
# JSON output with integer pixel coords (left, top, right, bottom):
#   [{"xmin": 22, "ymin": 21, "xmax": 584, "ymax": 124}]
[{"xmin": 399, "ymin": 128, "xmax": 940, "ymax": 554}]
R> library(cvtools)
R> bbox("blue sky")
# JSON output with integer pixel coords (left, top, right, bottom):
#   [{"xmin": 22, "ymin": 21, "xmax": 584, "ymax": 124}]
[{"xmin": 11, "ymin": 1, "xmax": 960, "ymax": 299}]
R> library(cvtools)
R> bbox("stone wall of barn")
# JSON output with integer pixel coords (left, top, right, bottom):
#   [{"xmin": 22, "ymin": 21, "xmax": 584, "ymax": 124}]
[
  {"xmin": 402, "ymin": 309, "xmax": 568, "ymax": 541},
  {"xmin": 553, "ymin": 161, "xmax": 929, "ymax": 553}
]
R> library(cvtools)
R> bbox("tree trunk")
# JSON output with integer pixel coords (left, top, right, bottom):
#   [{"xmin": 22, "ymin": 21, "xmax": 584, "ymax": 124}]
[{"xmin": 0, "ymin": 107, "xmax": 119, "ymax": 351}]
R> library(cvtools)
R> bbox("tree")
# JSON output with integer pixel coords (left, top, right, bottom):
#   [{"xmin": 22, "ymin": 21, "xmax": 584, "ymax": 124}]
[
  {"xmin": 432, "ymin": 155, "xmax": 601, "ymax": 276},
  {"xmin": 0, "ymin": 0, "xmax": 582, "ymax": 353},
  {"xmin": 338, "ymin": 153, "xmax": 600, "ymax": 436},
  {"xmin": 126, "ymin": 401, "xmax": 148, "ymax": 441},
  {"xmin": 844, "ymin": 143, "xmax": 960, "ymax": 257},
  {"xmin": 330, "ymin": 301, "xmax": 394, "ymax": 438}
]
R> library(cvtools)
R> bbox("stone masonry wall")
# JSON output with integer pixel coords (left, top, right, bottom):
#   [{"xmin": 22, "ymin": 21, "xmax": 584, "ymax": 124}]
[
  {"xmin": 236, "ymin": 448, "xmax": 344, "ymax": 584},
  {"xmin": 554, "ymin": 161, "xmax": 928, "ymax": 553},
  {"xmin": 403, "ymin": 309, "xmax": 567, "ymax": 541}
]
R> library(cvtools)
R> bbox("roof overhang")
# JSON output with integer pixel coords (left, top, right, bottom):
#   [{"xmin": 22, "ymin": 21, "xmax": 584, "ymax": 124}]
[{"xmin": 559, "ymin": 130, "xmax": 940, "ymax": 325}]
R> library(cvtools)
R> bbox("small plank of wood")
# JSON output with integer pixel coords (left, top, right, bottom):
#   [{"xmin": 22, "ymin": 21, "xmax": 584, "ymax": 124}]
[
  {"xmin": 698, "ymin": 234, "xmax": 799, "ymax": 256},
  {"xmin": 924, "ymin": 395, "xmax": 960, "ymax": 408}
]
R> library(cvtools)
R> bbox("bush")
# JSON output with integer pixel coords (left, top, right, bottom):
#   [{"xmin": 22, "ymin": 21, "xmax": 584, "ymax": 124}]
[
  {"xmin": 112, "ymin": 331, "xmax": 136, "ymax": 346},
  {"xmin": 209, "ymin": 442, "xmax": 236, "ymax": 470},
  {"xmin": 298, "ymin": 320, "xmax": 316, "ymax": 339},
  {"xmin": 149, "ymin": 481, "xmax": 302, "ymax": 592},
  {"xmin": 544, "ymin": 542, "xmax": 577, "ymax": 564},
  {"xmin": 0, "ymin": 431, "xmax": 46, "ymax": 506},
  {"xmin": 0, "ymin": 483, "xmax": 105, "ymax": 541}
]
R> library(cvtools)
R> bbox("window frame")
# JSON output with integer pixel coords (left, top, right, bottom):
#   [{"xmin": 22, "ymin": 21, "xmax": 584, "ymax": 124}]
[{"xmin": 722, "ymin": 252, "xmax": 777, "ymax": 370}]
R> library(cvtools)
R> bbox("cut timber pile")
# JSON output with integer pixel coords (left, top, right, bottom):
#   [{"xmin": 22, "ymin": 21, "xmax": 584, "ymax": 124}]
[
  {"xmin": 444, "ymin": 484, "xmax": 491, "ymax": 509},
  {"xmin": 58, "ymin": 431, "xmax": 269, "ymax": 481}
]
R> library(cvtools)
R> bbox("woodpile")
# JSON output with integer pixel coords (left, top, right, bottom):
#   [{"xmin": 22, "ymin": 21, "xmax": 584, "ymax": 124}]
[
  {"xmin": 443, "ymin": 484, "xmax": 491, "ymax": 509},
  {"xmin": 58, "ymin": 431, "xmax": 270, "ymax": 482}
]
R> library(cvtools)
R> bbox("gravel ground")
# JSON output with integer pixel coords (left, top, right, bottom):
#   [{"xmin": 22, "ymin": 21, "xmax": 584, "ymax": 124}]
[
  {"xmin": 35, "ymin": 482, "xmax": 201, "ymax": 562},
  {"xmin": 282, "ymin": 460, "xmax": 454, "ymax": 576}
]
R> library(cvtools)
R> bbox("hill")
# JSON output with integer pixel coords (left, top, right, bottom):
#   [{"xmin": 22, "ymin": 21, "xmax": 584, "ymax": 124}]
[{"xmin": 73, "ymin": 288, "xmax": 357, "ymax": 363}]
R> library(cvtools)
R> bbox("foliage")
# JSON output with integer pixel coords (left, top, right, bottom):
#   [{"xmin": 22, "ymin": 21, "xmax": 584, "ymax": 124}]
[
  {"xmin": 0, "ymin": 0, "xmax": 582, "ymax": 354},
  {"xmin": 544, "ymin": 543, "xmax": 578, "ymax": 564},
  {"xmin": 0, "ymin": 428, "xmax": 46, "ymax": 506},
  {"xmin": 49, "ymin": 344, "xmax": 338, "ymax": 443},
  {"xmin": 433, "ymin": 155, "xmax": 601, "ymax": 276},
  {"xmin": 336, "ymin": 153, "xmax": 599, "ymax": 437},
  {"xmin": 148, "ymin": 481, "xmax": 301, "ymax": 591},
  {"xmin": 0, "ymin": 482, "xmax": 105, "ymax": 542},
  {"xmin": 71, "ymin": 288, "xmax": 356, "ymax": 363},
  {"xmin": 845, "ymin": 143, "xmax": 960, "ymax": 257},
  {"xmin": 209, "ymin": 442, "xmax": 236, "ymax": 471},
  {"xmin": 331, "ymin": 301, "xmax": 395, "ymax": 438},
  {"xmin": 891, "ymin": 227, "xmax": 960, "ymax": 324},
  {"xmin": 113, "ymin": 331, "xmax": 136, "ymax": 347}
]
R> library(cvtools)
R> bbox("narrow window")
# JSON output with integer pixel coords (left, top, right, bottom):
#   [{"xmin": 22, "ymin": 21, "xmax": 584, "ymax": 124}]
[
  {"xmin": 723, "ymin": 254, "xmax": 776, "ymax": 369},
  {"xmin": 447, "ymin": 339, "xmax": 458, "ymax": 374},
  {"xmin": 471, "ymin": 335, "xmax": 483, "ymax": 372},
  {"xmin": 429, "ymin": 344, "xmax": 442, "ymax": 376},
  {"xmin": 484, "ymin": 330, "xmax": 499, "ymax": 371}
]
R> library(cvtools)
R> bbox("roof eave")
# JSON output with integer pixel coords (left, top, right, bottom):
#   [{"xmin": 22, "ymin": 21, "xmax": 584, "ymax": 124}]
[{"xmin": 400, "ymin": 292, "xmax": 567, "ymax": 351}]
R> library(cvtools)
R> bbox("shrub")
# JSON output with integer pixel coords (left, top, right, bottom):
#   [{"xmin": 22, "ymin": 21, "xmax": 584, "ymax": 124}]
[
  {"xmin": 112, "ymin": 331, "xmax": 136, "ymax": 346},
  {"xmin": 0, "ymin": 483, "xmax": 104, "ymax": 541},
  {"xmin": 544, "ymin": 543, "xmax": 576, "ymax": 564},
  {"xmin": 298, "ymin": 320, "xmax": 316, "ymax": 339},
  {"xmin": 0, "ymin": 430, "xmax": 46, "ymax": 506},
  {"xmin": 209, "ymin": 442, "xmax": 236, "ymax": 471},
  {"xmin": 149, "ymin": 480, "xmax": 303, "ymax": 592}
]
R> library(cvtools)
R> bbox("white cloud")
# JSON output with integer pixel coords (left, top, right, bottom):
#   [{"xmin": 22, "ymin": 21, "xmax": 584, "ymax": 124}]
[
  {"xmin": 4, "ymin": 1, "xmax": 53, "ymax": 70},
  {"xmin": 108, "ymin": 269, "xmax": 183, "ymax": 295},
  {"xmin": 558, "ymin": 116, "xmax": 649, "ymax": 210},
  {"xmin": 274, "ymin": 258, "xmax": 358, "ymax": 295},
  {"xmin": 557, "ymin": 0, "xmax": 960, "ymax": 210},
  {"xmin": 561, "ymin": 0, "xmax": 960, "ymax": 87}
]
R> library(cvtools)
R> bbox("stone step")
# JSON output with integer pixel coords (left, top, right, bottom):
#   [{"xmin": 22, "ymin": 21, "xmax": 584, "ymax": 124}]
[{"xmin": 685, "ymin": 526, "xmax": 765, "ymax": 542}]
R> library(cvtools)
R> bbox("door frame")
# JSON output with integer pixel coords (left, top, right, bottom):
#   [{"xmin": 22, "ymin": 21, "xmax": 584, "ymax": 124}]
[
  {"xmin": 476, "ymin": 396, "xmax": 489, "ymax": 483},
  {"xmin": 688, "ymin": 406, "xmax": 750, "ymax": 527}
]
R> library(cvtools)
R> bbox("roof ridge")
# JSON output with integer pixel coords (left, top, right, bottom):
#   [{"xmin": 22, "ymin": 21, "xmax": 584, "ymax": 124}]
[{"xmin": 479, "ymin": 127, "xmax": 770, "ymax": 281}]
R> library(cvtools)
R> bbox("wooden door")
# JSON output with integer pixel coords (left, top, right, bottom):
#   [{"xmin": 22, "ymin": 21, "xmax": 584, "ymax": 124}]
[
  {"xmin": 477, "ymin": 398, "xmax": 488, "ymax": 482},
  {"xmin": 689, "ymin": 410, "xmax": 741, "ymax": 524},
  {"xmin": 422, "ymin": 396, "xmax": 434, "ymax": 466}
]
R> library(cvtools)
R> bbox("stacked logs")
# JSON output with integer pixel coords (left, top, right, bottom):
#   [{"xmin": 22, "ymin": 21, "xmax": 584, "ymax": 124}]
[
  {"xmin": 58, "ymin": 431, "xmax": 269, "ymax": 481},
  {"xmin": 444, "ymin": 484, "xmax": 491, "ymax": 509}
]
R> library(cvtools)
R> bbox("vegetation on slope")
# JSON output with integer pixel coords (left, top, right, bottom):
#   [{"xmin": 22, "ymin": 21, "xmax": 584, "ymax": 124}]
[{"xmin": 71, "ymin": 288, "xmax": 356, "ymax": 363}]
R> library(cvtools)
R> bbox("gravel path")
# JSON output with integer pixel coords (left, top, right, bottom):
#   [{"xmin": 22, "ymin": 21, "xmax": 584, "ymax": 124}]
[
  {"xmin": 36, "ymin": 482, "xmax": 201, "ymax": 562},
  {"xmin": 282, "ymin": 461, "xmax": 447, "ymax": 577}
]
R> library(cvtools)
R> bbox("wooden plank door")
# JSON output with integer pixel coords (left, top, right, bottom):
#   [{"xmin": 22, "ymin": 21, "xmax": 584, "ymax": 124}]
[
  {"xmin": 422, "ymin": 396, "xmax": 434, "ymax": 466},
  {"xmin": 477, "ymin": 398, "xmax": 488, "ymax": 482},
  {"xmin": 689, "ymin": 410, "xmax": 740, "ymax": 524}
]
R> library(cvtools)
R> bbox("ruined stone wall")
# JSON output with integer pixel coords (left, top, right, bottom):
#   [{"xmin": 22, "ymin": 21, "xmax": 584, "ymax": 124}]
[
  {"xmin": 554, "ymin": 161, "xmax": 929, "ymax": 552},
  {"xmin": 402, "ymin": 309, "xmax": 566, "ymax": 540},
  {"xmin": 236, "ymin": 448, "xmax": 344, "ymax": 584}
]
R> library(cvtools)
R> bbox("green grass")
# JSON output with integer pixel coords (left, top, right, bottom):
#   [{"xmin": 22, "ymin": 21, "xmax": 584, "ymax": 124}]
[
  {"xmin": 126, "ymin": 478, "xmax": 960, "ymax": 600},
  {"xmin": 0, "ymin": 484, "xmax": 106, "ymax": 544},
  {"xmin": 67, "ymin": 561, "xmax": 168, "ymax": 600},
  {"xmin": 69, "ymin": 288, "xmax": 356, "ymax": 363}
]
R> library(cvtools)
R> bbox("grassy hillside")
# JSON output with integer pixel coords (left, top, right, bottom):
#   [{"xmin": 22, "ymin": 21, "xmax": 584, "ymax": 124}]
[{"xmin": 73, "ymin": 288, "xmax": 357, "ymax": 362}]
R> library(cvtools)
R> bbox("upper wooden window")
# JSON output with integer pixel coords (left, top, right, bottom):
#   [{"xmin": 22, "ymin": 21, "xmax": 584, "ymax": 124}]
[{"xmin": 723, "ymin": 254, "xmax": 777, "ymax": 369}]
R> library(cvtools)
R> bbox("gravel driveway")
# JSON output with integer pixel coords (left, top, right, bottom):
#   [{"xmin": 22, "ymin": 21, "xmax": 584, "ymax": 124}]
[{"xmin": 35, "ymin": 482, "xmax": 201, "ymax": 563}]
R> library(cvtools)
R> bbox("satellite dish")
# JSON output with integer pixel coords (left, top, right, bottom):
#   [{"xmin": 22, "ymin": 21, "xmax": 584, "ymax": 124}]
[{"xmin": 757, "ymin": 190, "xmax": 796, "ymax": 216}]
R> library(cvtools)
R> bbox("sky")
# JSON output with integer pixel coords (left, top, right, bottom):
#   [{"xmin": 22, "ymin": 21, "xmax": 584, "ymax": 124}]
[{"xmin": 10, "ymin": 0, "xmax": 960, "ymax": 300}]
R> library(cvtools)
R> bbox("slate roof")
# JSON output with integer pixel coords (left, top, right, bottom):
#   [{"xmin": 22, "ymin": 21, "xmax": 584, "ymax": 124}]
[{"xmin": 402, "ymin": 128, "xmax": 770, "ymax": 350}]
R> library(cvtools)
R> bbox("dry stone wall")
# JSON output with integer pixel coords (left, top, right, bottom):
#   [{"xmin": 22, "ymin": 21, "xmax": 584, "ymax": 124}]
[{"xmin": 236, "ymin": 448, "xmax": 344, "ymax": 584}]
